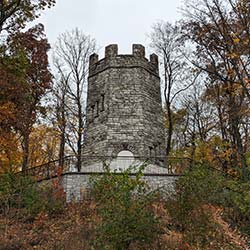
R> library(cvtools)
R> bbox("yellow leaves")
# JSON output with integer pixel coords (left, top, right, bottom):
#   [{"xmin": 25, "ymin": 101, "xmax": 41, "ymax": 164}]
[
  {"xmin": 231, "ymin": 32, "xmax": 240, "ymax": 44},
  {"xmin": 0, "ymin": 131, "xmax": 22, "ymax": 173},
  {"xmin": 29, "ymin": 125, "xmax": 60, "ymax": 167},
  {"xmin": 193, "ymin": 136, "xmax": 231, "ymax": 168},
  {"xmin": 0, "ymin": 122, "xmax": 61, "ymax": 173},
  {"xmin": 227, "ymin": 52, "xmax": 240, "ymax": 59},
  {"xmin": 3, "ymin": 0, "xmax": 9, "ymax": 5},
  {"xmin": 233, "ymin": 37, "xmax": 240, "ymax": 44}
]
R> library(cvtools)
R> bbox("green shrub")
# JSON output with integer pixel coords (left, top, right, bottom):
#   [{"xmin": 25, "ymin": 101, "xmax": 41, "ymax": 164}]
[
  {"xmin": 166, "ymin": 163, "xmax": 250, "ymax": 248},
  {"xmin": 168, "ymin": 164, "xmax": 225, "ymax": 223},
  {"xmin": 0, "ymin": 172, "xmax": 65, "ymax": 218},
  {"xmin": 40, "ymin": 184, "xmax": 65, "ymax": 216},
  {"xmin": 0, "ymin": 172, "xmax": 40, "ymax": 215},
  {"xmin": 166, "ymin": 164, "xmax": 231, "ymax": 248},
  {"xmin": 90, "ymin": 164, "xmax": 160, "ymax": 250},
  {"xmin": 223, "ymin": 180, "xmax": 250, "ymax": 235}
]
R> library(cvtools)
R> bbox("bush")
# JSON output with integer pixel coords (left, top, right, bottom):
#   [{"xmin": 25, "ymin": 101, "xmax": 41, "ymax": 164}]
[
  {"xmin": 223, "ymin": 180, "xmax": 250, "ymax": 235},
  {"xmin": 90, "ymin": 164, "xmax": 160, "ymax": 250},
  {"xmin": 0, "ymin": 172, "xmax": 65, "ymax": 218},
  {"xmin": 0, "ymin": 172, "xmax": 40, "ymax": 216},
  {"xmin": 168, "ymin": 164, "xmax": 225, "ymax": 224},
  {"xmin": 166, "ymin": 164, "xmax": 246, "ymax": 249},
  {"xmin": 37, "ymin": 184, "xmax": 65, "ymax": 216}
]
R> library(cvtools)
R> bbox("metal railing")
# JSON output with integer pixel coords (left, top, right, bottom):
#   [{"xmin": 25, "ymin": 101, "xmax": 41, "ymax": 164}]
[{"xmin": 18, "ymin": 155, "xmax": 192, "ymax": 181}]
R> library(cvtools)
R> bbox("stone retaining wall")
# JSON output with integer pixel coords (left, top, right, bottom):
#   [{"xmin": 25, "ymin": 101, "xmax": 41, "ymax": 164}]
[{"xmin": 62, "ymin": 172, "xmax": 179, "ymax": 202}]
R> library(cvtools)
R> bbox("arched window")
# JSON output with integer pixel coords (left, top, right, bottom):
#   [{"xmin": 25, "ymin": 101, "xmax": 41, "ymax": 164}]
[
  {"xmin": 110, "ymin": 150, "xmax": 134, "ymax": 171},
  {"xmin": 117, "ymin": 150, "xmax": 134, "ymax": 158}
]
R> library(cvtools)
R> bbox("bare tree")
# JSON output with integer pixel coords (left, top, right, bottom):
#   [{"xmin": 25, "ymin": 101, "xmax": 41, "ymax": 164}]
[
  {"xmin": 52, "ymin": 62, "xmax": 70, "ymax": 168},
  {"xmin": 53, "ymin": 28, "xmax": 96, "ymax": 171},
  {"xmin": 168, "ymin": 81, "xmax": 218, "ymax": 170},
  {"xmin": 150, "ymin": 21, "xmax": 198, "ymax": 157}
]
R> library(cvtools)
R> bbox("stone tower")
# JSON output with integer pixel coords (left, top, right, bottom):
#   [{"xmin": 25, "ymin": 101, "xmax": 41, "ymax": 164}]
[{"xmin": 82, "ymin": 44, "xmax": 165, "ymax": 167}]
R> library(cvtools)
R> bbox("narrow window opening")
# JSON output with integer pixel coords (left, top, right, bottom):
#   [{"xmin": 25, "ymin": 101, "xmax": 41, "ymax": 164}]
[
  {"xmin": 91, "ymin": 105, "xmax": 95, "ymax": 121},
  {"xmin": 154, "ymin": 144, "xmax": 157, "ymax": 157},
  {"xmin": 153, "ymin": 144, "xmax": 158, "ymax": 164},
  {"xmin": 101, "ymin": 94, "xmax": 105, "ymax": 111},
  {"xmin": 95, "ymin": 101, "xmax": 99, "ymax": 117},
  {"xmin": 149, "ymin": 146, "xmax": 153, "ymax": 157},
  {"xmin": 158, "ymin": 143, "xmax": 161, "ymax": 156}
]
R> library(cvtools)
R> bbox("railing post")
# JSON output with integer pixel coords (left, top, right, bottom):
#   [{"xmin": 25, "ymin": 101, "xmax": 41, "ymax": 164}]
[{"xmin": 46, "ymin": 163, "xmax": 50, "ymax": 179}]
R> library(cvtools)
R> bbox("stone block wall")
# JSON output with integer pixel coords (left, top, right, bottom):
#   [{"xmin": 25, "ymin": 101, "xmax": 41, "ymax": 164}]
[
  {"xmin": 82, "ymin": 44, "xmax": 165, "ymax": 167},
  {"xmin": 62, "ymin": 172, "xmax": 178, "ymax": 202}
]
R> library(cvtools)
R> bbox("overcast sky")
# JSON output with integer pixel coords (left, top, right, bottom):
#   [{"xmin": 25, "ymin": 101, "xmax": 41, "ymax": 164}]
[{"xmin": 37, "ymin": 0, "xmax": 183, "ymax": 57}]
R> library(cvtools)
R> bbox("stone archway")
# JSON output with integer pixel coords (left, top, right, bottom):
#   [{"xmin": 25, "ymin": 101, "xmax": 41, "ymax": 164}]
[
  {"xmin": 117, "ymin": 150, "xmax": 134, "ymax": 158},
  {"xmin": 110, "ymin": 150, "xmax": 135, "ymax": 171},
  {"xmin": 112, "ymin": 142, "xmax": 136, "ymax": 157}
]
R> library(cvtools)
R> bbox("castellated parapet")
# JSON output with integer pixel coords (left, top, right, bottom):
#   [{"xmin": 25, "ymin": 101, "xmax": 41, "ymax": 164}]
[
  {"xmin": 82, "ymin": 44, "xmax": 165, "ymax": 168},
  {"xmin": 89, "ymin": 44, "xmax": 159, "ymax": 77}
]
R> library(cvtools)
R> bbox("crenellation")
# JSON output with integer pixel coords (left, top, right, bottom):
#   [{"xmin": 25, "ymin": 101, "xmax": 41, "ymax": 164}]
[
  {"xmin": 89, "ymin": 53, "xmax": 99, "ymax": 66},
  {"xmin": 132, "ymin": 44, "xmax": 145, "ymax": 58},
  {"xmin": 150, "ymin": 53, "xmax": 158, "ymax": 65},
  {"xmin": 89, "ymin": 53, "xmax": 99, "ymax": 75},
  {"xmin": 88, "ymin": 44, "xmax": 159, "ymax": 78},
  {"xmin": 105, "ymin": 44, "xmax": 118, "ymax": 58}
]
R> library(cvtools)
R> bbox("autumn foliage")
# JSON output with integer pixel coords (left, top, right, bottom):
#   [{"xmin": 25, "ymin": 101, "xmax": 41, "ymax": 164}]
[
  {"xmin": 0, "ymin": 0, "xmax": 250, "ymax": 249},
  {"xmin": 0, "ymin": 165, "xmax": 250, "ymax": 250},
  {"xmin": 0, "ymin": 24, "xmax": 53, "ymax": 172}
]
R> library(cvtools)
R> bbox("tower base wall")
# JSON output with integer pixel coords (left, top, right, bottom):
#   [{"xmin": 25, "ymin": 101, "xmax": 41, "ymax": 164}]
[{"xmin": 62, "ymin": 171, "xmax": 179, "ymax": 202}]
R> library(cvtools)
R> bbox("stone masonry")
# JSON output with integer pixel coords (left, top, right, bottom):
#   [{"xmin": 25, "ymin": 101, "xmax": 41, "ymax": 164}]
[
  {"xmin": 62, "ymin": 172, "xmax": 177, "ymax": 202},
  {"xmin": 82, "ymin": 44, "xmax": 166, "ymax": 167},
  {"xmin": 60, "ymin": 44, "xmax": 179, "ymax": 201}
]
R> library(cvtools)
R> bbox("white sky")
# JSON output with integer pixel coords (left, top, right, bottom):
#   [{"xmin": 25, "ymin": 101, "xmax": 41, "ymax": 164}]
[{"xmin": 37, "ymin": 0, "xmax": 182, "ymax": 57}]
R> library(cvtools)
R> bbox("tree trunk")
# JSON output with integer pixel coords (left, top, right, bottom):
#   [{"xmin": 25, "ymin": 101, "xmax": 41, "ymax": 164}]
[
  {"xmin": 58, "ymin": 95, "xmax": 66, "ymax": 168},
  {"xmin": 59, "ymin": 124, "xmax": 65, "ymax": 168},
  {"xmin": 76, "ymin": 84, "xmax": 83, "ymax": 172},
  {"xmin": 166, "ymin": 101, "xmax": 173, "ymax": 157},
  {"xmin": 231, "ymin": 118, "xmax": 247, "ymax": 180},
  {"xmin": 228, "ymin": 95, "xmax": 247, "ymax": 179},
  {"xmin": 190, "ymin": 129, "xmax": 196, "ymax": 169},
  {"xmin": 22, "ymin": 132, "xmax": 30, "ymax": 173}
]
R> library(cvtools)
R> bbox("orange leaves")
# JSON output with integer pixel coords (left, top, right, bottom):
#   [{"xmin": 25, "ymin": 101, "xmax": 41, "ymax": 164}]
[
  {"xmin": 28, "ymin": 125, "xmax": 60, "ymax": 167},
  {"xmin": 244, "ymin": 77, "xmax": 250, "ymax": 87},
  {"xmin": 222, "ymin": 81, "xmax": 244, "ymax": 96},
  {"xmin": 51, "ymin": 166, "xmax": 65, "ymax": 201},
  {"xmin": 0, "ymin": 200, "xmax": 96, "ymax": 250},
  {"xmin": 0, "ymin": 102, "xmax": 16, "ymax": 126},
  {"xmin": 0, "ymin": 131, "xmax": 22, "ymax": 173},
  {"xmin": 193, "ymin": 136, "xmax": 232, "ymax": 169},
  {"xmin": 0, "ymin": 24, "xmax": 52, "ymax": 171}
]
